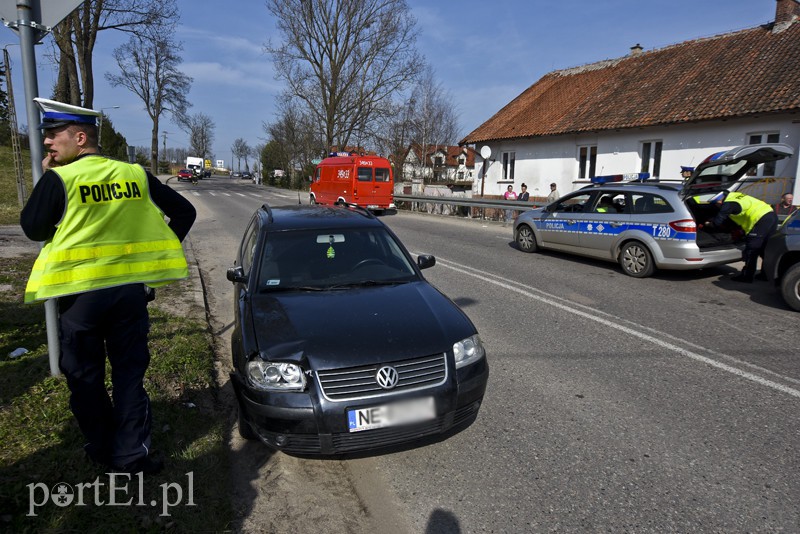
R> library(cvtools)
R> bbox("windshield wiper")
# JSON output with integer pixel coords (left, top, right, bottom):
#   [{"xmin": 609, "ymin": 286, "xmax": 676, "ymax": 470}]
[
  {"xmin": 325, "ymin": 279, "xmax": 409, "ymax": 289},
  {"xmin": 261, "ymin": 285, "xmax": 325, "ymax": 292}
]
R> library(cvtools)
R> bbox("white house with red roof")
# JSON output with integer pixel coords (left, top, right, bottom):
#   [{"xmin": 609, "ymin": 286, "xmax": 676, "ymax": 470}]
[{"xmin": 460, "ymin": 0, "xmax": 800, "ymax": 204}]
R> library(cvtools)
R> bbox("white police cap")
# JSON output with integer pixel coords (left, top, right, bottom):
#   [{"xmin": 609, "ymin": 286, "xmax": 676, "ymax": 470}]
[{"xmin": 34, "ymin": 97, "xmax": 101, "ymax": 130}]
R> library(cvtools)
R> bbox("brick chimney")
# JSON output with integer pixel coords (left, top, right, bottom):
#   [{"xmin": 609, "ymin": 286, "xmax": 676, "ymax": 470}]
[
  {"xmin": 629, "ymin": 43, "xmax": 643, "ymax": 56},
  {"xmin": 775, "ymin": 0, "xmax": 800, "ymax": 25}
]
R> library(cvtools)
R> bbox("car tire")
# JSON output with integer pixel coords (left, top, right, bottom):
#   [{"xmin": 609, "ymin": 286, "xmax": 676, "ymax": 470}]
[
  {"xmin": 309, "ymin": 196, "xmax": 317, "ymax": 205},
  {"xmin": 780, "ymin": 263, "xmax": 800, "ymax": 311},
  {"xmin": 619, "ymin": 240, "xmax": 655, "ymax": 278},
  {"xmin": 237, "ymin": 404, "xmax": 257, "ymax": 440},
  {"xmin": 516, "ymin": 224, "xmax": 538, "ymax": 253}
]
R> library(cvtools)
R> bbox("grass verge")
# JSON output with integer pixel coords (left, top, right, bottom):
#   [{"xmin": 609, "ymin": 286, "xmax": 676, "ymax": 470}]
[{"xmin": 0, "ymin": 254, "xmax": 233, "ymax": 532}]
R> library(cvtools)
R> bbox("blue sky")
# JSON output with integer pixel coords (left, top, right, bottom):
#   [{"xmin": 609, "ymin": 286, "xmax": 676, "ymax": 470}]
[{"xmin": 1, "ymin": 0, "xmax": 779, "ymax": 166}]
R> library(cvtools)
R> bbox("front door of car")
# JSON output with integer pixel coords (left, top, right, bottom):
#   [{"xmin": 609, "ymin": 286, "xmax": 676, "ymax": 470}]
[
  {"xmin": 537, "ymin": 191, "xmax": 597, "ymax": 250},
  {"xmin": 577, "ymin": 191, "xmax": 630, "ymax": 259}
]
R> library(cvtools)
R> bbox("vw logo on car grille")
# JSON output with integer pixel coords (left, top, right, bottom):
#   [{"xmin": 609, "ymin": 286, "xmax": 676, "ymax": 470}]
[{"xmin": 375, "ymin": 366, "xmax": 399, "ymax": 389}]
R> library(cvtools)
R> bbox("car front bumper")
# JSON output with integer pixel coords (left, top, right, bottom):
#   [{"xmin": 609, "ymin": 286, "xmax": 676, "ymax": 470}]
[{"xmin": 232, "ymin": 357, "xmax": 489, "ymax": 455}]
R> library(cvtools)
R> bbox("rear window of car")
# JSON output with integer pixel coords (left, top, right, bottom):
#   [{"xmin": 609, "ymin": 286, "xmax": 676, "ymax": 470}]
[
  {"xmin": 630, "ymin": 193, "xmax": 674, "ymax": 214},
  {"xmin": 357, "ymin": 168, "xmax": 373, "ymax": 182},
  {"xmin": 375, "ymin": 168, "xmax": 391, "ymax": 182}
]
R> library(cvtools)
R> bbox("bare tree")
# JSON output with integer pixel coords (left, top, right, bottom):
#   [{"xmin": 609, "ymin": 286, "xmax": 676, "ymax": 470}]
[
  {"xmin": 106, "ymin": 26, "xmax": 192, "ymax": 173},
  {"xmin": 265, "ymin": 0, "xmax": 423, "ymax": 152},
  {"xmin": 412, "ymin": 66, "xmax": 460, "ymax": 180},
  {"xmin": 264, "ymin": 100, "xmax": 322, "ymax": 177},
  {"xmin": 51, "ymin": 0, "xmax": 178, "ymax": 108},
  {"xmin": 231, "ymin": 138, "xmax": 250, "ymax": 172},
  {"xmin": 180, "ymin": 113, "xmax": 215, "ymax": 160}
]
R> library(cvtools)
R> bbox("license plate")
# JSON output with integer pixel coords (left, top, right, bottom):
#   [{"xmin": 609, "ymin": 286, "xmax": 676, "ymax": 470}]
[
  {"xmin": 347, "ymin": 397, "xmax": 435, "ymax": 432},
  {"xmin": 366, "ymin": 204, "xmax": 379, "ymax": 209}
]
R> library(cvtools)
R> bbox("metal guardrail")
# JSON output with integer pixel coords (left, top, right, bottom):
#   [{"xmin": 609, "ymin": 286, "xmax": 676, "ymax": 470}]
[{"xmin": 393, "ymin": 194, "xmax": 545, "ymax": 216}]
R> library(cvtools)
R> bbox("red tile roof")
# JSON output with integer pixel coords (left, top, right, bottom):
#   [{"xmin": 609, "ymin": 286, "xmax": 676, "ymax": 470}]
[{"xmin": 461, "ymin": 22, "xmax": 800, "ymax": 145}]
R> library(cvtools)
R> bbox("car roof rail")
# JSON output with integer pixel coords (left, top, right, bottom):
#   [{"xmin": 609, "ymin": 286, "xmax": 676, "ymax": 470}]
[
  {"xmin": 333, "ymin": 200, "xmax": 376, "ymax": 219},
  {"xmin": 260, "ymin": 202, "xmax": 274, "ymax": 224}
]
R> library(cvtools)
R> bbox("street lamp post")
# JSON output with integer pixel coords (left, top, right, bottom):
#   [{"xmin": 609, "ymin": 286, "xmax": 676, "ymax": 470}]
[{"xmin": 98, "ymin": 105, "xmax": 120, "ymax": 150}]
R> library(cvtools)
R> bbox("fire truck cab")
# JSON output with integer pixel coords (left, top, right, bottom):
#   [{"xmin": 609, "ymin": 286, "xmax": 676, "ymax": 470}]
[{"xmin": 310, "ymin": 153, "xmax": 395, "ymax": 213}]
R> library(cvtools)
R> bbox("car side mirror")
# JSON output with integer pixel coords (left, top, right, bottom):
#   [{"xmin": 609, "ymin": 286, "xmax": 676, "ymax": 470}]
[
  {"xmin": 226, "ymin": 266, "xmax": 247, "ymax": 283},
  {"xmin": 417, "ymin": 254, "xmax": 436, "ymax": 270}
]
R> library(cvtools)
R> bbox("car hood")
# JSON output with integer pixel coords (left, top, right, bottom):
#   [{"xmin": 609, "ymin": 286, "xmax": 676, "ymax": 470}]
[
  {"xmin": 680, "ymin": 143, "xmax": 794, "ymax": 198},
  {"xmin": 246, "ymin": 281, "xmax": 476, "ymax": 369}
]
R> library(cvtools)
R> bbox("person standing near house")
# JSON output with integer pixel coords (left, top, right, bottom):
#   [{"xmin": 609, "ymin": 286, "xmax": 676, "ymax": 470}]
[
  {"xmin": 503, "ymin": 184, "xmax": 517, "ymax": 226},
  {"xmin": 517, "ymin": 183, "xmax": 530, "ymax": 201},
  {"xmin": 705, "ymin": 190, "xmax": 777, "ymax": 283},
  {"xmin": 20, "ymin": 98, "xmax": 196, "ymax": 474},
  {"xmin": 547, "ymin": 183, "xmax": 560, "ymax": 203}
]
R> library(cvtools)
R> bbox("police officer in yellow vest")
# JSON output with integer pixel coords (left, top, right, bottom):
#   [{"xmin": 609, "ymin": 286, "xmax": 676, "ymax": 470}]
[
  {"xmin": 20, "ymin": 98, "xmax": 196, "ymax": 474},
  {"xmin": 705, "ymin": 190, "xmax": 778, "ymax": 283}
]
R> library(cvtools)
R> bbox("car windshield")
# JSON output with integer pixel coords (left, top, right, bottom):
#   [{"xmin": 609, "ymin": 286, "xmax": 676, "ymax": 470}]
[{"xmin": 257, "ymin": 227, "xmax": 418, "ymax": 291}]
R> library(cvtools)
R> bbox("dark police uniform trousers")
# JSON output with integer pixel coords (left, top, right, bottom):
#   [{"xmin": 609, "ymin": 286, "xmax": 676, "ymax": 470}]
[
  {"xmin": 741, "ymin": 211, "xmax": 779, "ymax": 279},
  {"xmin": 57, "ymin": 283, "xmax": 152, "ymax": 467}
]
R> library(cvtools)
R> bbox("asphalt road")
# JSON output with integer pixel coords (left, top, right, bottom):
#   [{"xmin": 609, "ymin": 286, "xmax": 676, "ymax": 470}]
[{"xmin": 177, "ymin": 175, "xmax": 800, "ymax": 533}]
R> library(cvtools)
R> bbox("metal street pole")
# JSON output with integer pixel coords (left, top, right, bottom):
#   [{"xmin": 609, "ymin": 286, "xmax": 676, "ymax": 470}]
[{"xmin": 2, "ymin": 0, "xmax": 86, "ymax": 376}]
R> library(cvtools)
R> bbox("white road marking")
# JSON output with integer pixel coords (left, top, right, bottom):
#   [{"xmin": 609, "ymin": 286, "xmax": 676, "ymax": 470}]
[{"xmin": 430, "ymin": 255, "xmax": 800, "ymax": 399}]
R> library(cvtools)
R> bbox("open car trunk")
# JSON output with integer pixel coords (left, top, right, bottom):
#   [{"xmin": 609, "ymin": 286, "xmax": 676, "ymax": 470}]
[
  {"xmin": 685, "ymin": 196, "xmax": 744, "ymax": 249},
  {"xmin": 679, "ymin": 143, "xmax": 795, "ymax": 250}
]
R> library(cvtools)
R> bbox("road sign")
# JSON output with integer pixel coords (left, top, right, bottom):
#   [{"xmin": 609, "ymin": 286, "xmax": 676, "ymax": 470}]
[{"xmin": 0, "ymin": 0, "xmax": 83, "ymax": 43}]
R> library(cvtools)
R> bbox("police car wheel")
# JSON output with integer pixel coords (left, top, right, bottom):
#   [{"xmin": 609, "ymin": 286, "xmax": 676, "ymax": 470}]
[
  {"xmin": 780, "ymin": 263, "xmax": 800, "ymax": 311},
  {"xmin": 237, "ymin": 404, "xmax": 257, "ymax": 440},
  {"xmin": 516, "ymin": 224, "xmax": 538, "ymax": 253},
  {"xmin": 619, "ymin": 241, "xmax": 654, "ymax": 278}
]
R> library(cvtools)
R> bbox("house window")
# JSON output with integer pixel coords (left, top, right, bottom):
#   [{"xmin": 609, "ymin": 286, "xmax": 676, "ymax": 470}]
[
  {"xmin": 502, "ymin": 151, "xmax": 515, "ymax": 181},
  {"xmin": 578, "ymin": 145, "xmax": 597, "ymax": 179},
  {"xmin": 457, "ymin": 171, "xmax": 464, "ymax": 180},
  {"xmin": 640, "ymin": 140, "xmax": 662, "ymax": 178},
  {"xmin": 747, "ymin": 132, "xmax": 780, "ymax": 176},
  {"xmin": 434, "ymin": 156, "xmax": 444, "ymax": 167}
]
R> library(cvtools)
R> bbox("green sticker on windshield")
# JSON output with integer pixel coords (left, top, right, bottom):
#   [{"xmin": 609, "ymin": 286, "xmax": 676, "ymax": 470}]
[{"xmin": 327, "ymin": 246, "xmax": 335, "ymax": 259}]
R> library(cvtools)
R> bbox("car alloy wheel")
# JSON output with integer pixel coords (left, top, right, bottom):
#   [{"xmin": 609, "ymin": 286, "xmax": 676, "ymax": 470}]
[
  {"xmin": 619, "ymin": 240, "xmax": 654, "ymax": 278},
  {"xmin": 516, "ymin": 224, "xmax": 538, "ymax": 253}
]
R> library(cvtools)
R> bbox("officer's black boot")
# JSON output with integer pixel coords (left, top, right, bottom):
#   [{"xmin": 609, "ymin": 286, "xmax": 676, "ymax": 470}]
[{"xmin": 731, "ymin": 250, "xmax": 757, "ymax": 283}]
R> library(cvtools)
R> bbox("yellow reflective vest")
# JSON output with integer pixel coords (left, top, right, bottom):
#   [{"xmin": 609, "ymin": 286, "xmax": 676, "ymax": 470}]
[
  {"xmin": 24, "ymin": 156, "xmax": 189, "ymax": 303},
  {"xmin": 724, "ymin": 192, "xmax": 773, "ymax": 234}
]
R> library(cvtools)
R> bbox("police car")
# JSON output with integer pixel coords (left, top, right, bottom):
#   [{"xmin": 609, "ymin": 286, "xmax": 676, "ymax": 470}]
[{"xmin": 513, "ymin": 144, "xmax": 794, "ymax": 277}]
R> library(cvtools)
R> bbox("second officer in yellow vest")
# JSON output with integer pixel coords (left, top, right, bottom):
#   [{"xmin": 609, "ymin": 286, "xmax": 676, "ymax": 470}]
[
  {"xmin": 705, "ymin": 190, "xmax": 778, "ymax": 283},
  {"xmin": 20, "ymin": 98, "xmax": 196, "ymax": 475}
]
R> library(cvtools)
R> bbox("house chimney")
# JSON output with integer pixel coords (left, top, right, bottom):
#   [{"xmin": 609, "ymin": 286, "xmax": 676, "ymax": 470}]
[
  {"xmin": 629, "ymin": 43, "xmax": 643, "ymax": 56},
  {"xmin": 775, "ymin": 0, "xmax": 800, "ymax": 25}
]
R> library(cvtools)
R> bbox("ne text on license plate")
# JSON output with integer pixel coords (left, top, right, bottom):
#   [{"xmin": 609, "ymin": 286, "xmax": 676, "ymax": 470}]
[{"xmin": 347, "ymin": 397, "xmax": 435, "ymax": 432}]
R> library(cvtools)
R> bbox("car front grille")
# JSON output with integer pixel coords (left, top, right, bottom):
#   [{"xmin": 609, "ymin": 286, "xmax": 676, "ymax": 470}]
[{"xmin": 316, "ymin": 353, "xmax": 447, "ymax": 402}]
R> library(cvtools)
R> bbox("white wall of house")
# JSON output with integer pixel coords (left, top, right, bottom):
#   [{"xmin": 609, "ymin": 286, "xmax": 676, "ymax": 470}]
[{"xmin": 473, "ymin": 115, "xmax": 800, "ymax": 199}]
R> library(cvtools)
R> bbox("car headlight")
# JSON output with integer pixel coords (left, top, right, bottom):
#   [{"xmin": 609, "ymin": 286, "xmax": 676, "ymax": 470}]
[
  {"xmin": 453, "ymin": 334, "xmax": 485, "ymax": 369},
  {"xmin": 247, "ymin": 361, "xmax": 307, "ymax": 391}
]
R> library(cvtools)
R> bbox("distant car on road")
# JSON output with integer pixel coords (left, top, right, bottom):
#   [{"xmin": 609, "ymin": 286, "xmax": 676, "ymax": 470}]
[
  {"xmin": 226, "ymin": 203, "xmax": 489, "ymax": 455},
  {"xmin": 177, "ymin": 169, "xmax": 193, "ymax": 182},
  {"xmin": 763, "ymin": 208, "xmax": 800, "ymax": 311},
  {"xmin": 232, "ymin": 171, "xmax": 242, "ymax": 178},
  {"xmin": 513, "ymin": 143, "xmax": 793, "ymax": 277},
  {"xmin": 241, "ymin": 171, "xmax": 252, "ymax": 180}
]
